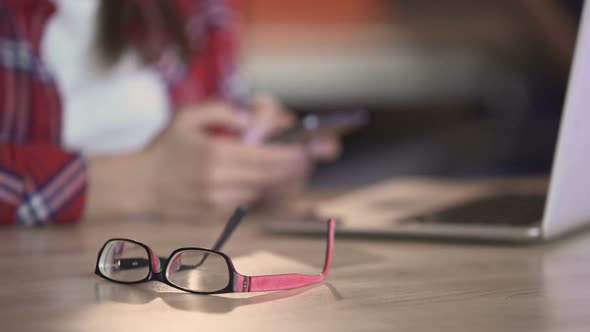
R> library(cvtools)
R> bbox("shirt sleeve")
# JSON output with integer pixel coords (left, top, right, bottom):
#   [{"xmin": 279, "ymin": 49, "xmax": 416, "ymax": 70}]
[{"xmin": 0, "ymin": 143, "xmax": 87, "ymax": 226}]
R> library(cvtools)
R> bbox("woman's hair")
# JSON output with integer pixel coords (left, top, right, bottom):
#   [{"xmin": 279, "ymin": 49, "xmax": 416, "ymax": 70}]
[{"xmin": 97, "ymin": 0, "xmax": 193, "ymax": 65}]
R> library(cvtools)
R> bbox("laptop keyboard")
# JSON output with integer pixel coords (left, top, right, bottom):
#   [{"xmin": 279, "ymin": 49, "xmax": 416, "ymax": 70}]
[{"xmin": 401, "ymin": 194, "xmax": 546, "ymax": 226}]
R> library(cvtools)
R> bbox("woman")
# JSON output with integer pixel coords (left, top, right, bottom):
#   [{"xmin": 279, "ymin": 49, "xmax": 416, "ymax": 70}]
[{"xmin": 0, "ymin": 0, "xmax": 338, "ymax": 225}]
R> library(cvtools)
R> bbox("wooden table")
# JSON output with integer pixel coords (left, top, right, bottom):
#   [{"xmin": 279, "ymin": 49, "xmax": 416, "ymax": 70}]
[{"xmin": 1, "ymin": 211, "xmax": 590, "ymax": 332}]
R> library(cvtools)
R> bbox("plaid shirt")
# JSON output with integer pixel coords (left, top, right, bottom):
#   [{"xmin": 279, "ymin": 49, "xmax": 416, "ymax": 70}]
[{"xmin": 0, "ymin": 0, "xmax": 241, "ymax": 226}]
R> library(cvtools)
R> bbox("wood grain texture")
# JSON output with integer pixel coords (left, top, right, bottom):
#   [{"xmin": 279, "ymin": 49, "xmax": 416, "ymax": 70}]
[{"xmin": 1, "ymin": 201, "xmax": 590, "ymax": 332}]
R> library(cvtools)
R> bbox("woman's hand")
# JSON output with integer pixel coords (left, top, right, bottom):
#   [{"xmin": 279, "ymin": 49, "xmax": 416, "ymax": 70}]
[
  {"xmin": 245, "ymin": 95, "xmax": 342, "ymax": 204},
  {"xmin": 147, "ymin": 101, "xmax": 310, "ymax": 220},
  {"xmin": 247, "ymin": 94, "xmax": 342, "ymax": 161},
  {"xmin": 85, "ymin": 101, "xmax": 308, "ymax": 222}
]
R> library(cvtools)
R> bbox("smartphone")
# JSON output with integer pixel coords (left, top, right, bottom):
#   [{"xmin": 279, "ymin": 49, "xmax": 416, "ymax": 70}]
[{"xmin": 266, "ymin": 109, "xmax": 368, "ymax": 144}]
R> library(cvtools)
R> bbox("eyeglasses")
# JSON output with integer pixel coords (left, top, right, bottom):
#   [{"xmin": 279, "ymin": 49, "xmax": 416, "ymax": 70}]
[{"xmin": 94, "ymin": 208, "xmax": 335, "ymax": 294}]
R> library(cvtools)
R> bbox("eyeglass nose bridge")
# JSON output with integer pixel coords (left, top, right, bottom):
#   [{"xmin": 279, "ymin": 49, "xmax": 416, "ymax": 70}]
[
  {"xmin": 149, "ymin": 270, "xmax": 166, "ymax": 282},
  {"xmin": 147, "ymin": 257, "xmax": 169, "ymax": 282},
  {"xmin": 147, "ymin": 248, "xmax": 163, "ymax": 274}
]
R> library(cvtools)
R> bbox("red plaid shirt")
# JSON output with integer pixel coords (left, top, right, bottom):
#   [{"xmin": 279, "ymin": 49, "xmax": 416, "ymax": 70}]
[{"xmin": 0, "ymin": 0, "xmax": 241, "ymax": 225}]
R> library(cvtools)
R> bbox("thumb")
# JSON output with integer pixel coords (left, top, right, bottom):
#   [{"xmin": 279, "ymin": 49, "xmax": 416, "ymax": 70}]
[{"xmin": 179, "ymin": 102, "xmax": 250, "ymax": 136}]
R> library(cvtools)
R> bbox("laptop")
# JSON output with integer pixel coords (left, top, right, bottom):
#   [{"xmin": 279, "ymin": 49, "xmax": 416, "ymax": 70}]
[{"xmin": 268, "ymin": 2, "xmax": 590, "ymax": 243}]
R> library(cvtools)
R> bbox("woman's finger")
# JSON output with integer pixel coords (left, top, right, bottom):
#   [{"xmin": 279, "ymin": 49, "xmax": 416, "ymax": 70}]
[
  {"xmin": 178, "ymin": 101, "xmax": 250, "ymax": 137},
  {"xmin": 307, "ymin": 135, "xmax": 341, "ymax": 161},
  {"xmin": 244, "ymin": 94, "xmax": 294, "ymax": 143}
]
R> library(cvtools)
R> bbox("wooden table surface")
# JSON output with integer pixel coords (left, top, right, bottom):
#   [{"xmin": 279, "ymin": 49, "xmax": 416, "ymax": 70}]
[{"xmin": 1, "ymin": 209, "xmax": 590, "ymax": 332}]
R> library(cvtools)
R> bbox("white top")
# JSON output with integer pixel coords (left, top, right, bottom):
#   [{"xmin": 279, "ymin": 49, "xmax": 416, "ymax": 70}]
[{"xmin": 41, "ymin": 0, "xmax": 170, "ymax": 155}]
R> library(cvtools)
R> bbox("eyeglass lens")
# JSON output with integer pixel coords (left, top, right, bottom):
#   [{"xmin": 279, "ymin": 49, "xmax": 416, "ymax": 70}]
[
  {"xmin": 166, "ymin": 249, "xmax": 230, "ymax": 293},
  {"xmin": 98, "ymin": 240, "xmax": 150, "ymax": 282}
]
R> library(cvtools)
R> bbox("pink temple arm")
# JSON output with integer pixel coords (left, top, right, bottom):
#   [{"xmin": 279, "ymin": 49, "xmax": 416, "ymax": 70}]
[
  {"xmin": 248, "ymin": 273, "xmax": 325, "ymax": 292},
  {"xmin": 234, "ymin": 219, "xmax": 335, "ymax": 293}
]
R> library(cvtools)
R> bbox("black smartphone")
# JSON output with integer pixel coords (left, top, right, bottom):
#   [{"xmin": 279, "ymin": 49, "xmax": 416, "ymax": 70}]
[{"xmin": 266, "ymin": 109, "xmax": 369, "ymax": 144}]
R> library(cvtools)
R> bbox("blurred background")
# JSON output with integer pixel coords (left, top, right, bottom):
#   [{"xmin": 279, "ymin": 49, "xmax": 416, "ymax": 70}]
[{"xmin": 238, "ymin": 0, "xmax": 583, "ymax": 189}]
